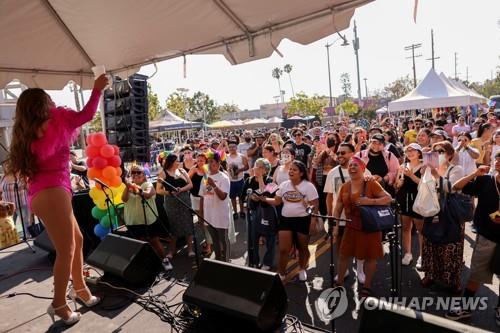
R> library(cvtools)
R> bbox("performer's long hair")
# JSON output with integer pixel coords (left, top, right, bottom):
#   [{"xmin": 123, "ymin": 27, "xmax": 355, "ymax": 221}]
[{"xmin": 7, "ymin": 88, "xmax": 52, "ymax": 179}]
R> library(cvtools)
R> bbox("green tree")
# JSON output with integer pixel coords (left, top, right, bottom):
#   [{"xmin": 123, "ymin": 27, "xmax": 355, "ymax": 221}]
[
  {"xmin": 147, "ymin": 83, "xmax": 161, "ymax": 121},
  {"xmin": 383, "ymin": 75, "xmax": 413, "ymax": 100},
  {"xmin": 340, "ymin": 73, "xmax": 352, "ymax": 97},
  {"xmin": 283, "ymin": 64, "xmax": 295, "ymax": 97},
  {"xmin": 217, "ymin": 103, "xmax": 240, "ymax": 117},
  {"xmin": 286, "ymin": 92, "xmax": 326, "ymax": 118},
  {"xmin": 272, "ymin": 67, "xmax": 283, "ymax": 101},
  {"xmin": 187, "ymin": 91, "xmax": 218, "ymax": 124},
  {"xmin": 336, "ymin": 99, "xmax": 359, "ymax": 115},
  {"xmin": 166, "ymin": 90, "xmax": 189, "ymax": 119},
  {"xmin": 89, "ymin": 111, "xmax": 102, "ymax": 132},
  {"xmin": 470, "ymin": 77, "xmax": 500, "ymax": 98}
]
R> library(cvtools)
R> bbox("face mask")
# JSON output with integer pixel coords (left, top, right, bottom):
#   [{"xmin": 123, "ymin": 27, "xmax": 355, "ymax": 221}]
[
  {"xmin": 447, "ymin": 119, "xmax": 452, "ymax": 123},
  {"xmin": 438, "ymin": 154, "xmax": 447, "ymax": 165},
  {"xmin": 280, "ymin": 155, "xmax": 291, "ymax": 164},
  {"xmin": 245, "ymin": 137, "xmax": 251, "ymax": 143}
]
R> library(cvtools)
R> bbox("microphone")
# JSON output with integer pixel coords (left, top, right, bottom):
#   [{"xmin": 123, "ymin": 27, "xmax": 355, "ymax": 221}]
[
  {"xmin": 158, "ymin": 178, "xmax": 179, "ymax": 193},
  {"xmin": 306, "ymin": 206, "xmax": 314, "ymax": 215},
  {"xmin": 94, "ymin": 178, "xmax": 110, "ymax": 189},
  {"xmin": 246, "ymin": 188, "xmax": 253, "ymax": 195}
]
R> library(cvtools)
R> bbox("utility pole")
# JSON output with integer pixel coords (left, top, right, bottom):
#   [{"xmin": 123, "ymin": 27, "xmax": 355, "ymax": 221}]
[
  {"xmin": 326, "ymin": 42, "xmax": 333, "ymax": 108},
  {"xmin": 426, "ymin": 29, "xmax": 440, "ymax": 69},
  {"xmin": 363, "ymin": 78, "xmax": 368, "ymax": 99},
  {"xmin": 454, "ymin": 52, "xmax": 459, "ymax": 80},
  {"xmin": 352, "ymin": 20, "xmax": 362, "ymax": 101},
  {"xmin": 404, "ymin": 43, "xmax": 422, "ymax": 88}
]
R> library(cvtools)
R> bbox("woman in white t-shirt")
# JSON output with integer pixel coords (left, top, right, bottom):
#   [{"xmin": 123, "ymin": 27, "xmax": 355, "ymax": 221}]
[
  {"xmin": 273, "ymin": 147, "xmax": 295, "ymax": 186},
  {"xmin": 455, "ymin": 133, "xmax": 479, "ymax": 176},
  {"xmin": 265, "ymin": 160, "xmax": 319, "ymax": 282}
]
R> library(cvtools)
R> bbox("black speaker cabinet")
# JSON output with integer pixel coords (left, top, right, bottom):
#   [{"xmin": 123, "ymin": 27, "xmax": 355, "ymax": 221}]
[
  {"xmin": 359, "ymin": 297, "xmax": 486, "ymax": 333},
  {"xmin": 86, "ymin": 233, "xmax": 162, "ymax": 286},
  {"xmin": 183, "ymin": 259, "xmax": 288, "ymax": 332}
]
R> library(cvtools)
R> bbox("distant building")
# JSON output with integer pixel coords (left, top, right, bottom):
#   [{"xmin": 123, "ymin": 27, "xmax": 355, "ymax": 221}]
[{"xmin": 222, "ymin": 102, "xmax": 287, "ymax": 120}]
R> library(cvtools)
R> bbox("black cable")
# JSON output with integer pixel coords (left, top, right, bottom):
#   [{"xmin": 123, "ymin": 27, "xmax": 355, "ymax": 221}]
[{"xmin": 0, "ymin": 292, "xmax": 52, "ymax": 300}]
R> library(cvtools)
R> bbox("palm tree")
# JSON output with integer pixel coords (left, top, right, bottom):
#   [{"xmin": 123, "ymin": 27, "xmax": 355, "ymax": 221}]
[
  {"xmin": 283, "ymin": 64, "xmax": 295, "ymax": 98},
  {"xmin": 271, "ymin": 67, "xmax": 283, "ymax": 102}
]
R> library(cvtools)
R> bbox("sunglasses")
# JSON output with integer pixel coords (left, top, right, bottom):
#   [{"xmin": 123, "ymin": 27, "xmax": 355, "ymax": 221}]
[
  {"xmin": 294, "ymin": 134, "xmax": 302, "ymax": 137},
  {"xmin": 337, "ymin": 151, "xmax": 349, "ymax": 156},
  {"xmin": 434, "ymin": 149, "xmax": 446, "ymax": 154},
  {"xmin": 425, "ymin": 123, "xmax": 433, "ymax": 127},
  {"xmin": 131, "ymin": 171, "xmax": 143, "ymax": 175}
]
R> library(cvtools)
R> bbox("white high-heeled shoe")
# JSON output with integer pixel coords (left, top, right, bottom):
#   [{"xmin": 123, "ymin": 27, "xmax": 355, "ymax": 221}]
[
  {"xmin": 68, "ymin": 287, "xmax": 101, "ymax": 310},
  {"xmin": 47, "ymin": 303, "xmax": 81, "ymax": 325}
]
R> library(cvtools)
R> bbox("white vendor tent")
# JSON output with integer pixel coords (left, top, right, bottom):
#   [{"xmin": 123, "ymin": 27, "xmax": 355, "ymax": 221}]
[
  {"xmin": 388, "ymin": 68, "xmax": 487, "ymax": 112},
  {"xmin": 0, "ymin": 0, "xmax": 372, "ymax": 90},
  {"xmin": 149, "ymin": 109, "xmax": 202, "ymax": 133}
]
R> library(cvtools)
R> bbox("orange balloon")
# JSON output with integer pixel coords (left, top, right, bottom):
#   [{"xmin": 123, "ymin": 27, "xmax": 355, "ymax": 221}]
[
  {"xmin": 102, "ymin": 166, "xmax": 117, "ymax": 180},
  {"xmin": 94, "ymin": 183, "xmax": 102, "ymax": 190},
  {"xmin": 87, "ymin": 168, "xmax": 102, "ymax": 180},
  {"xmin": 110, "ymin": 176, "xmax": 122, "ymax": 188},
  {"xmin": 116, "ymin": 167, "xmax": 122, "ymax": 177}
]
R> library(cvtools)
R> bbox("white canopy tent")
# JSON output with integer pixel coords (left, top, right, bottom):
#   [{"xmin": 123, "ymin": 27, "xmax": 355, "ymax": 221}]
[
  {"xmin": 0, "ymin": 0, "xmax": 372, "ymax": 90},
  {"xmin": 388, "ymin": 68, "xmax": 487, "ymax": 112},
  {"xmin": 149, "ymin": 109, "xmax": 202, "ymax": 133}
]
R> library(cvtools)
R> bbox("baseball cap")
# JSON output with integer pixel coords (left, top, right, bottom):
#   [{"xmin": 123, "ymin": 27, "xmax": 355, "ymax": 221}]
[
  {"xmin": 370, "ymin": 133, "xmax": 385, "ymax": 143},
  {"xmin": 405, "ymin": 143, "xmax": 422, "ymax": 151},
  {"xmin": 430, "ymin": 129, "xmax": 449, "ymax": 139}
]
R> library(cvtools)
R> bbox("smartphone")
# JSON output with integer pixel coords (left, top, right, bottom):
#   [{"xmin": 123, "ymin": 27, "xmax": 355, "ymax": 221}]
[{"xmin": 423, "ymin": 151, "xmax": 439, "ymax": 169}]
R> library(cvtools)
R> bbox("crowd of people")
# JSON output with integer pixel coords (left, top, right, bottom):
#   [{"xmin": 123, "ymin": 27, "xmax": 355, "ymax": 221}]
[{"xmin": 144, "ymin": 110, "xmax": 500, "ymax": 326}]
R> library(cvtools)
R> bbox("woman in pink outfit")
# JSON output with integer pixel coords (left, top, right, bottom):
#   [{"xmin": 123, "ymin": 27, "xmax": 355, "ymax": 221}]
[{"xmin": 7, "ymin": 75, "xmax": 108, "ymax": 325}]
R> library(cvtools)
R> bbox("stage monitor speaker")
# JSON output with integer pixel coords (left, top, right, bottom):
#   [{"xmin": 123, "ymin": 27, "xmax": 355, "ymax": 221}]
[
  {"xmin": 183, "ymin": 259, "xmax": 288, "ymax": 332},
  {"xmin": 86, "ymin": 233, "xmax": 162, "ymax": 286},
  {"xmin": 359, "ymin": 297, "xmax": 487, "ymax": 333}
]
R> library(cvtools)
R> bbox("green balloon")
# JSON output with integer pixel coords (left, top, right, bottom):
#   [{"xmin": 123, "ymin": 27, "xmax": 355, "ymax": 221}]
[
  {"xmin": 92, "ymin": 206, "xmax": 107, "ymax": 220},
  {"xmin": 100, "ymin": 215, "xmax": 117, "ymax": 228}
]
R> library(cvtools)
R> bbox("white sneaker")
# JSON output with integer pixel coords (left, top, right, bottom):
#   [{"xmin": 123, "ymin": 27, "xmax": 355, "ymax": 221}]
[
  {"xmin": 415, "ymin": 256, "xmax": 422, "ymax": 271},
  {"xmin": 261, "ymin": 265, "xmax": 271, "ymax": 271},
  {"xmin": 298, "ymin": 270, "xmax": 308, "ymax": 282},
  {"xmin": 162, "ymin": 258, "xmax": 173, "ymax": 271},
  {"xmin": 402, "ymin": 253, "xmax": 413, "ymax": 266},
  {"xmin": 334, "ymin": 269, "xmax": 349, "ymax": 283}
]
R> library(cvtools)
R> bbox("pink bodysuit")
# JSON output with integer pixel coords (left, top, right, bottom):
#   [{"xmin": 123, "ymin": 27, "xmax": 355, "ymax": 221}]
[{"xmin": 27, "ymin": 89, "xmax": 101, "ymax": 209}]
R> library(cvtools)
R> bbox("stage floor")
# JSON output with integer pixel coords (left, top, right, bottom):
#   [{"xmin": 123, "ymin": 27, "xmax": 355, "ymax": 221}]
[{"xmin": 0, "ymin": 220, "xmax": 498, "ymax": 332}]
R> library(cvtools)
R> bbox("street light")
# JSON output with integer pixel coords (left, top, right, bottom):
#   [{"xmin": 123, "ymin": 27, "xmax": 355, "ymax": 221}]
[{"xmin": 326, "ymin": 34, "xmax": 350, "ymax": 108}]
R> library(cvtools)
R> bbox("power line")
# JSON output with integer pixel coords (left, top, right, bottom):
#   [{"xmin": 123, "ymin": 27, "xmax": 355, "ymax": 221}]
[{"xmin": 404, "ymin": 43, "xmax": 422, "ymax": 88}]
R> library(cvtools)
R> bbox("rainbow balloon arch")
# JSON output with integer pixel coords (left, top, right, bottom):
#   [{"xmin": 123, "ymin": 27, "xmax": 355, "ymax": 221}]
[{"xmin": 84, "ymin": 132, "xmax": 126, "ymax": 239}]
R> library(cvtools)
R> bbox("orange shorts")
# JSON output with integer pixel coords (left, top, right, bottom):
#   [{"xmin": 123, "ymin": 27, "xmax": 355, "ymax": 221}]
[{"xmin": 339, "ymin": 227, "xmax": 383, "ymax": 260}]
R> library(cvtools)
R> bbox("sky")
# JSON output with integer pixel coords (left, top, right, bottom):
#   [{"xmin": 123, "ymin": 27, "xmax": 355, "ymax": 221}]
[{"xmin": 50, "ymin": 0, "xmax": 500, "ymax": 111}]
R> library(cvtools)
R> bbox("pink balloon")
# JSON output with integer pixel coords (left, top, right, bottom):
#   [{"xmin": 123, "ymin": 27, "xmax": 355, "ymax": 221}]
[
  {"xmin": 86, "ymin": 157, "xmax": 94, "ymax": 168},
  {"xmin": 112, "ymin": 145, "xmax": 120, "ymax": 156},
  {"xmin": 92, "ymin": 133, "xmax": 107, "ymax": 147},
  {"xmin": 100, "ymin": 144, "xmax": 114, "ymax": 158},
  {"xmin": 85, "ymin": 145, "xmax": 100, "ymax": 158},
  {"xmin": 93, "ymin": 156, "xmax": 108, "ymax": 169},
  {"xmin": 108, "ymin": 155, "xmax": 122, "ymax": 167}
]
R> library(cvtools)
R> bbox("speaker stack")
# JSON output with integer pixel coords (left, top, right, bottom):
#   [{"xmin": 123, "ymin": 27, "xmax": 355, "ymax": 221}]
[{"xmin": 104, "ymin": 74, "xmax": 149, "ymax": 163}]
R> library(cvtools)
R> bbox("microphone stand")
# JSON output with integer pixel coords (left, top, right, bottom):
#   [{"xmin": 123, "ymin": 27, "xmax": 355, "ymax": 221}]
[
  {"xmin": 246, "ymin": 188, "xmax": 256, "ymax": 268},
  {"xmin": 386, "ymin": 200, "xmax": 402, "ymax": 297},
  {"xmin": 307, "ymin": 209, "xmax": 351, "ymax": 333},
  {"xmin": 158, "ymin": 178, "xmax": 216, "ymax": 270}
]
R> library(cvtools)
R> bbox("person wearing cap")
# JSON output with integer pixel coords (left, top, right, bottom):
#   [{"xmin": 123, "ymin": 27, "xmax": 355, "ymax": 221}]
[
  {"xmin": 429, "ymin": 129, "xmax": 450, "ymax": 147},
  {"xmin": 356, "ymin": 134, "xmax": 399, "ymax": 194},
  {"xmin": 395, "ymin": 143, "xmax": 424, "ymax": 268},
  {"xmin": 333, "ymin": 156, "xmax": 392, "ymax": 297},
  {"xmin": 123, "ymin": 165, "xmax": 173, "ymax": 271}
]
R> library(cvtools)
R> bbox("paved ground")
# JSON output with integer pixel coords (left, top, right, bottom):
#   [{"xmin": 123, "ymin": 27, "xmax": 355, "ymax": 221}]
[{"xmin": 0, "ymin": 216, "xmax": 498, "ymax": 332}]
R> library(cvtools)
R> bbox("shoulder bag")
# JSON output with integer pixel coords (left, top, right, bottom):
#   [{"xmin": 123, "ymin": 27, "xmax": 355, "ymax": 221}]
[{"xmin": 358, "ymin": 181, "xmax": 396, "ymax": 233}]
